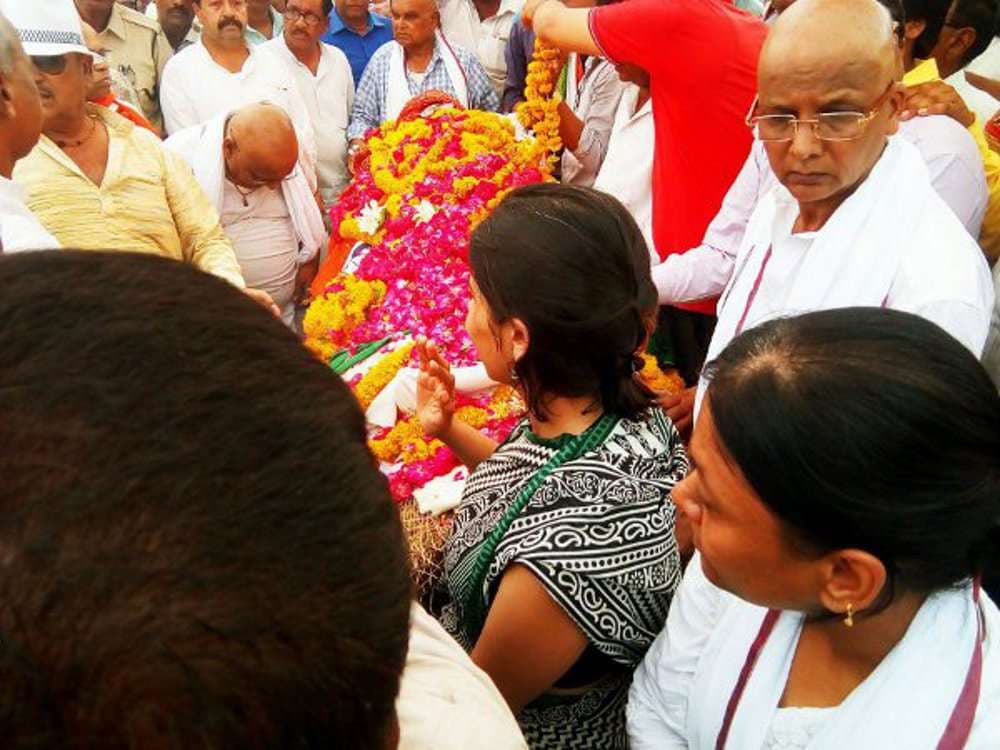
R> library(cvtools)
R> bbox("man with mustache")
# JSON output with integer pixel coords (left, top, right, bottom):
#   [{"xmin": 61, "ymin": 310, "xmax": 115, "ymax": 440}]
[
  {"xmin": 0, "ymin": 11, "xmax": 59, "ymax": 252},
  {"xmin": 9, "ymin": 0, "xmax": 279, "ymax": 314},
  {"xmin": 74, "ymin": 0, "xmax": 168, "ymax": 133},
  {"xmin": 263, "ymin": 0, "xmax": 354, "ymax": 209},
  {"xmin": 160, "ymin": 0, "xmax": 317, "ymax": 188},
  {"xmin": 153, "ymin": 0, "xmax": 200, "ymax": 52}
]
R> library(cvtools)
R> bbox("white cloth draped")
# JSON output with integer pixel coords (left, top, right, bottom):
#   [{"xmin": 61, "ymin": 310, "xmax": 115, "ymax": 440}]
[
  {"xmin": 697, "ymin": 136, "xmax": 993, "ymax": 414},
  {"xmin": 0, "ymin": 176, "xmax": 59, "ymax": 252},
  {"xmin": 386, "ymin": 31, "xmax": 469, "ymax": 121},
  {"xmin": 627, "ymin": 555, "xmax": 1000, "ymax": 749},
  {"xmin": 164, "ymin": 114, "xmax": 326, "ymax": 266}
]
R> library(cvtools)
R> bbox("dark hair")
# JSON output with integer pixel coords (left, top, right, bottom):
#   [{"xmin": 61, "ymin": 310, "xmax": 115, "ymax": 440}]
[
  {"xmin": 705, "ymin": 308, "xmax": 1000, "ymax": 599},
  {"xmin": 902, "ymin": 0, "xmax": 954, "ymax": 57},
  {"xmin": 947, "ymin": 0, "xmax": 1000, "ymax": 66},
  {"xmin": 469, "ymin": 183, "xmax": 656, "ymax": 421},
  {"xmin": 0, "ymin": 251, "xmax": 412, "ymax": 750},
  {"xmin": 876, "ymin": 0, "xmax": 909, "ymax": 41}
]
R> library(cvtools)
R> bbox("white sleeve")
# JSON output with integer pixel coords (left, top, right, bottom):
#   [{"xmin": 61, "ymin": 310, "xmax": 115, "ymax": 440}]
[
  {"xmin": 923, "ymin": 149, "xmax": 988, "ymax": 239},
  {"xmin": 159, "ymin": 59, "xmax": 199, "ymax": 137},
  {"xmin": 652, "ymin": 142, "xmax": 769, "ymax": 305},
  {"xmin": 913, "ymin": 299, "xmax": 991, "ymax": 359},
  {"xmin": 627, "ymin": 554, "xmax": 726, "ymax": 750}
]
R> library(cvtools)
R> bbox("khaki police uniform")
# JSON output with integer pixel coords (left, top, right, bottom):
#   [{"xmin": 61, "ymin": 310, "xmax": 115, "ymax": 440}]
[{"xmin": 94, "ymin": 3, "xmax": 168, "ymax": 133}]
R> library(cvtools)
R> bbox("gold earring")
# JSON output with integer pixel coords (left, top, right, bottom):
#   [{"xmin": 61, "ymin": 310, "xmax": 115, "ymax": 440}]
[{"xmin": 844, "ymin": 603, "xmax": 854, "ymax": 628}]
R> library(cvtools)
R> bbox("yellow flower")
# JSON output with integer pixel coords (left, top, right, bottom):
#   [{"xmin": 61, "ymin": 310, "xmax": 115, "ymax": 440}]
[{"xmin": 355, "ymin": 341, "xmax": 416, "ymax": 411}]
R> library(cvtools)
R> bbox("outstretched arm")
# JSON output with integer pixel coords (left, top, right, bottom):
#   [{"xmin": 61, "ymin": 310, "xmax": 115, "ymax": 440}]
[{"xmin": 523, "ymin": 0, "xmax": 602, "ymax": 57}]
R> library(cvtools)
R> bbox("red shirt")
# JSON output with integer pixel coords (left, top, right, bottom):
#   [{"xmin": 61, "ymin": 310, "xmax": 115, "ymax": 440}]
[{"xmin": 590, "ymin": 0, "xmax": 767, "ymax": 314}]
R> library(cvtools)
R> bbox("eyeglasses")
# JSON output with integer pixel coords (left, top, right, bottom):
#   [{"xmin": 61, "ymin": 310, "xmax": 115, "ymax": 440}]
[
  {"xmin": 30, "ymin": 55, "xmax": 69, "ymax": 76},
  {"xmin": 745, "ymin": 81, "xmax": 896, "ymax": 143},
  {"xmin": 284, "ymin": 6, "xmax": 325, "ymax": 25}
]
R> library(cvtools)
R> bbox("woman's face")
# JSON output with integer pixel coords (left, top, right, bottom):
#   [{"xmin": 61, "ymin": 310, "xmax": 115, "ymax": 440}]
[
  {"xmin": 465, "ymin": 278, "xmax": 517, "ymax": 385},
  {"xmin": 672, "ymin": 399, "xmax": 823, "ymax": 611}
]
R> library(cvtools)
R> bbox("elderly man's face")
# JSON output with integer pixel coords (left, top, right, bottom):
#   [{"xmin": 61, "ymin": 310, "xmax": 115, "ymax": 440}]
[
  {"xmin": 284, "ymin": 0, "xmax": 330, "ymax": 50},
  {"xmin": 0, "ymin": 48, "xmax": 43, "ymax": 162},
  {"xmin": 196, "ymin": 0, "xmax": 248, "ymax": 43},
  {"xmin": 757, "ymin": 55, "xmax": 902, "ymax": 209},
  {"xmin": 390, "ymin": 0, "xmax": 438, "ymax": 50},
  {"xmin": 32, "ymin": 54, "xmax": 92, "ymax": 131}
]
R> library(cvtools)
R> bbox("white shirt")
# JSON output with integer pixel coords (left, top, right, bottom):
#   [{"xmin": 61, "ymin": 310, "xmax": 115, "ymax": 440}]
[
  {"xmin": 160, "ymin": 41, "xmax": 317, "ymax": 187},
  {"xmin": 221, "ymin": 180, "xmax": 298, "ymax": 325},
  {"xmin": 593, "ymin": 85, "xmax": 656, "ymax": 264},
  {"xmin": 626, "ymin": 557, "xmax": 1000, "ymax": 749},
  {"xmin": 438, "ymin": 0, "xmax": 523, "ymax": 97},
  {"xmin": 0, "ymin": 176, "xmax": 59, "ymax": 253},
  {"xmin": 397, "ymin": 603, "xmax": 528, "ymax": 750},
  {"xmin": 561, "ymin": 54, "xmax": 624, "ymax": 188},
  {"xmin": 261, "ymin": 36, "xmax": 354, "ymax": 208},
  {"xmin": 653, "ymin": 119, "xmax": 989, "ymax": 306}
]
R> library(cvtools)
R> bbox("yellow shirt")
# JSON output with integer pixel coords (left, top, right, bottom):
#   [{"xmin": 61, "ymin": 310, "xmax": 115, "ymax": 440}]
[
  {"xmin": 14, "ymin": 106, "xmax": 245, "ymax": 289},
  {"xmin": 905, "ymin": 58, "xmax": 1000, "ymax": 262},
  {"xmin": 96, "ymin": 3, "xmax": 169, "ymax": 133}
]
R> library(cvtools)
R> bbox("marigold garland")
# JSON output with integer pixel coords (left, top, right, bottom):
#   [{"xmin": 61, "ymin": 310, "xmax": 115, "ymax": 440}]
[
  {"xmin": 305, "ymin": 102, "xmax": 556, "ymax": 505},
  {"xmin": 516, "ymin": 39, "xmax": 564, "ymax": 161},
  {"xmin": 638, "ymin": 353, "xmax": 685, "ymax": 394},
  {"xmin": 354, "ymin": 341, "xmax": 416, "ymax": 411}
]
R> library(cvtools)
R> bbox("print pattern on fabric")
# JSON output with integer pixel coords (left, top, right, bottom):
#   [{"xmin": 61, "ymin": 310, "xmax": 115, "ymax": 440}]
[{"xmin": 440, "ymin": 408, "xmax": 688, "ymax": 749}]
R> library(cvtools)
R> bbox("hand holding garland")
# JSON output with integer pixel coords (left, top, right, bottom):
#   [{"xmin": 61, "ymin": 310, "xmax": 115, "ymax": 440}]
[{"xmin": 415, "ymin": 337, "xmax": 499, "ymax": 471}]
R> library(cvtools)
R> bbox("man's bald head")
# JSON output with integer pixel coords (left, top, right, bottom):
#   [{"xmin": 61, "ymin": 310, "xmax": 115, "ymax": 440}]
[
  {"xmin": 753, "ymin": 0, "xmax": 906, "ymax": 226},
  {"xmin": 762, "ymin": 0, "xmax": 899, "ymax": 91},
  {"xmin": 223, "ymin": 103, "xmax": 299, "ymax": 191},
  {"xmin": 0, "ymin": 12, "xmax": 42, "ymax": 176},
  {"xmin": 0, "ymin": 12, "xmax": 20, "ymax": 75}
]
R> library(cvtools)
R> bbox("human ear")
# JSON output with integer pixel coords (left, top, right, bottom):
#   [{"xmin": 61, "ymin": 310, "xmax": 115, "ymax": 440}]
[
  {"xmin": 884, "ymin": 81, "xmax": 905, "ymax": 136},
  {"xmin": 0, "ymin": 75, "xmax": 13, "ymax": 120},
  {"xmin": 506, "ymin": 317, "xmax": 530, "ymax": 366},
  {"xmin": 903, "ymin": 19, "xmax": 926, "ymax": 44},
  {"xmin": 816, "ymin": 549, "xmax": 888, "ymax": 619}
]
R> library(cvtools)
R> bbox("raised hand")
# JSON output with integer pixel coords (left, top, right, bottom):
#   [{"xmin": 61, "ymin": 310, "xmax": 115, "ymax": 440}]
[{"xmin": 415, "ymin": 336, "xmax": 457, "ymax": 438}]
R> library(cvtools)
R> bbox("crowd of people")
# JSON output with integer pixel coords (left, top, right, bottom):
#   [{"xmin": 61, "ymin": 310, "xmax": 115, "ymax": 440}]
[{"xmin": 0, "ymin": 0, "xmax": 998, "ymax": 748}]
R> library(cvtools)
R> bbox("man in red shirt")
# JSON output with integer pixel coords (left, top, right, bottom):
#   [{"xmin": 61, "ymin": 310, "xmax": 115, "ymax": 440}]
[{"xmin": 523, "ymin": 0, "xmax": 767, "ymax": 432}]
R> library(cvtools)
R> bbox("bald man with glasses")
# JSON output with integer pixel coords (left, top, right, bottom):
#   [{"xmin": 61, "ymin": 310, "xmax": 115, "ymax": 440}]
[{"xmin": 667, "ymin": 0, "xmax": 993, "ymax": 416}]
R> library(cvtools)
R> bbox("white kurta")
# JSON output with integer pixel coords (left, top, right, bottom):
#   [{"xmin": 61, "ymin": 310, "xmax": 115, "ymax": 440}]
[
  {"xmin": 654, "ymin": 118, "xmax": 989, "ymax": 307},
  {"xmin": 627, "ymin": 556, "xmax": 1000, "ymax": 750},
  {"xmin": 397, "ymin": 603, "xmax": 528, "ymax": 750},
  {"xmin": 593, "ymin": 85, "xmax": 656, "ymax": 264},
  {"xmin": 159, "ymin": 41, "xmax": 317, "ymax": 186},
  {"xmin": 221, "ymin": 181, "xmax": 298, "ymax": 326},
  {"xmin": 0, "ymin": 176, "xmax": 59, "ymax": 252},
  {"xmin": 261, "ymin": 37, "xmax": 354, "ymax": 209},
  {"xmin": 560, "ymin": 53, "xmax": 624, "ymax": 188},
  {"xmin": 438, "ymin": 0, "xmax": 523, "ymax": 98}
]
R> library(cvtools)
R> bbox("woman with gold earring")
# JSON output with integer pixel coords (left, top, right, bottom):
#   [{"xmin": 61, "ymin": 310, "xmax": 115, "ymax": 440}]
[{"xmin": 629, "ymin": 307, "xmax": 1000, "ymax": 750}]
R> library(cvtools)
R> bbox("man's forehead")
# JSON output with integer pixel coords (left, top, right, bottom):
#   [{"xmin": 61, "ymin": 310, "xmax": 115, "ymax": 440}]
[{"xmin": 759, "ymin": 49, "xmax": 888, "ymax": 101}]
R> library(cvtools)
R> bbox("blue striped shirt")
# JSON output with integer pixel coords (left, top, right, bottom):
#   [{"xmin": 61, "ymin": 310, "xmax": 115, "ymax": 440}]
[{"xmin": 348, "ymin": 38, "xmax": 500, "ymax": 140}]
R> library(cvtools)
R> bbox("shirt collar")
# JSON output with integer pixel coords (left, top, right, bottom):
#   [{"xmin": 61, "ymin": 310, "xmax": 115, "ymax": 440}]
[
  {"xmin": 328, "ymin": 8, "xmax": 388, "ymax": 34},
  {"xmin": 904, "ymin": 58, "xmax": 941, "ymax": 86},
  {"xmin": 104, "ymin": 3, "xmax": 128, "ymax": 40}
]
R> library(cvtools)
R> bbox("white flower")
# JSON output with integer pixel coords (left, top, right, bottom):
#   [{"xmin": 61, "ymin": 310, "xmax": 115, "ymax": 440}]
[
  {"xmin": 357, "ymin": 200, "xmax": 386, "ymax": 236},
  {"xmin": 414, "ymin": 199, "xmax": 437, "ymax": 225}
]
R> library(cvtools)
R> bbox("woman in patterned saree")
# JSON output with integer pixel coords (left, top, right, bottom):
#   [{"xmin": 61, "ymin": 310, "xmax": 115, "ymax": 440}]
[{"xmin": 415, "ymin": 183, "xmax": 688, "ymax": 748}]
